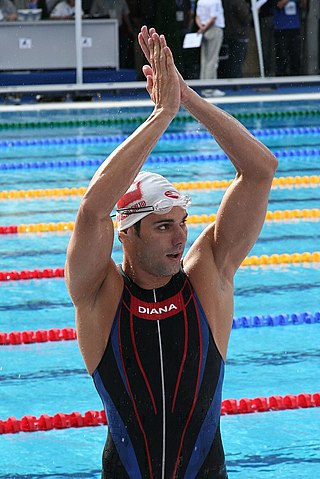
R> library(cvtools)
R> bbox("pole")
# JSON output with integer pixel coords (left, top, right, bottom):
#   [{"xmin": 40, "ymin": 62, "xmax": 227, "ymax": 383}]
[
  {"xmin": 251, "ymin": 0, "xmax": 266, "ymax": 78},
  {"xmin": 75, "ymin": 0, "xmax": 83, "ymax": 84}
]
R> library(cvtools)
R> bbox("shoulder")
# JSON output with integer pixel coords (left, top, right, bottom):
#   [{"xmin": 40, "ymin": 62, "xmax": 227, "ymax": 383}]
[
  {"xmin": 184, "ymin": 223, "xmax": 219, "ymax": 284},
  {"xmin": 184, "ymin": 221, "xmax": 234, "ymax": 290},
  {"xmin": 183, "ymin": 225, "xmax": 234, "ymax": 360}
]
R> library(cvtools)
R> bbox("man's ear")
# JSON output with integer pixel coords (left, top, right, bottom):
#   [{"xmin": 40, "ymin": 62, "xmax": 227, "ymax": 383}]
[{"xmin": 118, "ymin": 229, "xmax": 128, "ymax": 243}]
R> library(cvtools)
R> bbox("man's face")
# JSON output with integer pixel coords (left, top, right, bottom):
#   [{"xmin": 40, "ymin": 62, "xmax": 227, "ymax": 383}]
[{"xmin": 122, "ymin": 206, "xmax": 188, "ymax": 278}]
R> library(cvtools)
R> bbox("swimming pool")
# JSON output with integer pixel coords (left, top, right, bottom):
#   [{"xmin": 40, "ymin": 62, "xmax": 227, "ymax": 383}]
[{"xmin": 0, "ymin": 98, "xmax": 319, "ymax": 478}]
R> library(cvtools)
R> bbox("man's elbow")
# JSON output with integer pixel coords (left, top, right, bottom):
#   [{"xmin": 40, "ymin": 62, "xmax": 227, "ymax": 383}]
[
  {"xmin": 269, "ymin": 149, "xmax": 278, "ymax": 168},
  {"xmin": 258, "ymin": 152, "xmax": 278, "ymax": 181},
  {"xmin": 78, "ymin": 197, "xmax": 111, "ymax": 224},
  {"xmin": 266, "ymin": 152, "xmax": 278, "ymax": 177}
]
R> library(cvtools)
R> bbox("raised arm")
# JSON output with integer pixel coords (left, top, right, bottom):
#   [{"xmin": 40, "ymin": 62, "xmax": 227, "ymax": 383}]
[
  {"xmin": 65, "ymin": 34, "xmax": 181, "ymax": 308},
  {"xmin": 138, "ymin": 26, "xmax": 278, "ymax": 281},
  {"xmin": 182, "ymin": 90, "xmax": 278, "ymax": 277}
]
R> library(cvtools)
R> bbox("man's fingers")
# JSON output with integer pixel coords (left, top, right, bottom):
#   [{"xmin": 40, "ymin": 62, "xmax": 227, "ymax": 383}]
[
  {"xmin": 148, "ymin": 37, "xmax": 155, "ymax": 73},
  {"xmin": 151, "ymin": 33, "xmax": 162, "ymax": 78},
  {"xmin": 142, "ymin": 65, "xmax": 153, "ymax": 78},
  {"xmin": 160, "ymin": 34, "xmax": 167, "ymax": 48},
  {"xmin": 138, "ymin": 33, "xmax": 149, "ymax": 62},
  {"xmin": 139, "ymin": 26, "xmax": 151, "ymax": 63},
  {"xmin": 164, "ymin": 45, "xmax": 174, "ymax": 70},
  {"xmin": 146, "ymin": 75, "xmax": 153, "ymax": 95}
]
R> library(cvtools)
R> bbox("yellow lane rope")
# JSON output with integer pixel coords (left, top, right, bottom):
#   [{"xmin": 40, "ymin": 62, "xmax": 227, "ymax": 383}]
[
  {"xmin": 242, "ymin": 251, "xmax": 320, "ymax": 266},
  {"xmin": 1, "ymin": 175, "xmax": 320, "ymax": 200},
  {"xmin": 6, "ymin": 208, "xmax": 319, "ymax": 234}
]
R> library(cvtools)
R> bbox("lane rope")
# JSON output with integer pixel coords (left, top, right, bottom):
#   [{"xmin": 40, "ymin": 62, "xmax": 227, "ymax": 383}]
[
  {"xmin": 1, "ymin": 209, "xmax": 319, "ymax": 235},
  {"xmin": 1, "ymin": 176, "xmax": 320, "ymax": 200},
  {"xmin": 1, "ymin": 311, "xmax": 319, "ymax": 346},
  {"xmin": 0, "ymin": 108, "xmax": 320, "ymax": 130},
  {"xmin": 2, "ymin": 148, "xmax": 320, "ymax": 171},
  {"xmin": 0, "ymin": 126, "xmax": 319, "ymax": 150},
  {"xmin": 1, "ymin": 392, "xmax": 319, "ymax": 434},
  {"xmin": 1, "ymin": 252, "xmax": 320, "ymax": 282}
]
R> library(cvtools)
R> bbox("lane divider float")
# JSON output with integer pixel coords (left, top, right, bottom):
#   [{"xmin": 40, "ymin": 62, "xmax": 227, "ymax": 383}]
[
  {"xmin": 2, "ymin": 148, "xmax": 320, "ymax": 171},
  {"xmin": 1, "ymin": 209, "xmax": 320, "ymax": 235},
  {"xmin": 0, "ymin": 126, "xmax": 319, "ymax": 150},
  {"xmin": 1, "ymin": 392, "xmax": 319, "ymax": 434},
  {"xmin": 1, "ymin": 176, "xmax": 320, "ymax": 200},
  {"xmin": 1, "ymin": 108, "xmax": 320, "ymax": 131},
  {"xmin": 1, "ymin": 311, "xmax": 319, "ymax": 346},
  {"xmin": 1, "ymin": 252, "xmax": 320, "ymax": 282}
]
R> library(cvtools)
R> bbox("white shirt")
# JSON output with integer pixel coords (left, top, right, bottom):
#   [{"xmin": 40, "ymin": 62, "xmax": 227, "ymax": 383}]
[
  {"xmin": 50, "ymin": 1, "xmax": 76, "ymax": 17},
  {"xmin": 196, "ymin": 0, "xmax": 225, "ymax": 29}
]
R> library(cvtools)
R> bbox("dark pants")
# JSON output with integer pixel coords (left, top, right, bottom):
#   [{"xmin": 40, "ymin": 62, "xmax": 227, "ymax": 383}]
[
  {"xmin": 223, "ymin": 38, "xmax": 249, "ymax": 78},
  {"xmin": 274, "ymin": 28, "xmax": 301, "ymax": 76}
]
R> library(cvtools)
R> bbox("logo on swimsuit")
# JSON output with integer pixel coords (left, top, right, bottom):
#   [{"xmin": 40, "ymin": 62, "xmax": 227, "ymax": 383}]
[{"xmin": 138, "ymin": 304, "xmax": 178, "ymax": 315}]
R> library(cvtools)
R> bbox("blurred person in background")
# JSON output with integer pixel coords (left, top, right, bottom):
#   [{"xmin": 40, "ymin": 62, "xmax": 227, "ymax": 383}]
[
  {"xmin": 222, "ymin": 0, "xmax": 251, "ymax": 78},
  {"xmin": 273, "ymin": 0, "xmax": 307, "ymax": 76},
  {"xmin": 259, "ymin": 0, "xmax": 276, "ymax": 76},
  {"xmin": 50, "ymin": 0, "xmax": 79, "ymax": 18},
  {"xmin": 0, "ymin": 0, "xmax": 17, "ymax": 20},
  {"xmin": 176, "ymin": 0, "xmax": 194, "ymax": 77},
  {"xmin": 90, "ymin": 0, "xmax": 134, "ymax": 68},
  {"xmin": 195, "ymin": 0, "xmax": 225, "ymax": 97}
]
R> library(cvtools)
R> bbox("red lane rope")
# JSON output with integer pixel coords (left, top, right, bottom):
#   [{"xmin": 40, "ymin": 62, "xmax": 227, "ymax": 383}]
[
  {"xmin": 0, "ymin": 268, "xmax": 64, "ymax": 281},
  {"xmin": 1, "ymin": 311, "xmax": 319, "ymax": 347},
  {"xmin": 0, "ymin": 328, "xmax": 76, "ymax": 345},
  {"xmin": 1, "ymin": 392, "xmax": 319, "ymax": 434}
]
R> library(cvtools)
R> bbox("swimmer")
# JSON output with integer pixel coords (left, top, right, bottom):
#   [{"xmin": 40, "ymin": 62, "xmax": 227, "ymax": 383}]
[{"xmin": 65, "ymin": 28, "xmax": 278, "ymax": 479}]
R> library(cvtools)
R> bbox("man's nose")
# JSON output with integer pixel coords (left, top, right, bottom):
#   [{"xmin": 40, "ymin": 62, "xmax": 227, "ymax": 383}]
[{"xmin": 172, "ymin": 226, "xmax": 186, "ymax": 246}]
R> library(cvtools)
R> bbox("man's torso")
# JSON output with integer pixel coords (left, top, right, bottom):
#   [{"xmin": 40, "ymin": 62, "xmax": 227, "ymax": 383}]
[{"xmin": 93, "ymin": 268, "xmax": 226, "ymax": 478}]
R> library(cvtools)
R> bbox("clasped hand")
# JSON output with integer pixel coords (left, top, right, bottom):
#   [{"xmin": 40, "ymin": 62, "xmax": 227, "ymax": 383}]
[{"xmin": 138, "ymin": 30, "xmax": 181, "ymax": 116}]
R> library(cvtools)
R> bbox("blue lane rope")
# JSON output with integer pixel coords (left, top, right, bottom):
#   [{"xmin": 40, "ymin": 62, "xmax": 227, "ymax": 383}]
[
  {"xmin": 1, "ymin": 148, "xmax": 320, "ymax": 171},
  {"xmin": 232, "ymin": 311, "xmax": 320, "ymax": 329},
  {"xmin": 1, "ymin": 125, "xmax": 320, "ymax": 150}
]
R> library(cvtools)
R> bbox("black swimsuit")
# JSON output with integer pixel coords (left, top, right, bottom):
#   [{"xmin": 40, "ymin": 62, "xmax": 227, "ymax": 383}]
[{"xmin": 93, "ymin": 268, "xmax": 227, "ymax": 479}]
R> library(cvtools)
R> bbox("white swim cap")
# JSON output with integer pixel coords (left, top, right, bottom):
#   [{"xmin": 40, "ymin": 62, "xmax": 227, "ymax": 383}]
[{"xmin": 116, "ymin": 171, "xmax": 191, "ymax": 231}]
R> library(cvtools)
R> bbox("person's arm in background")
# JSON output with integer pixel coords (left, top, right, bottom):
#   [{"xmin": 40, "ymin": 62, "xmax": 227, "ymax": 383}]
[
  {"xmin": 276, "ymin": 0, "xmax": 289, "ymax": 8},
  {"xmin": 195, "ymin": 13, "xmax": 216, "ymax": 33}
]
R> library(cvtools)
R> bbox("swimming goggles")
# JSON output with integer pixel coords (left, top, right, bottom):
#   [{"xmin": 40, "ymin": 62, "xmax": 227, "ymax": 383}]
[{"xmin": 115, "ymin": 195, "xmax": 191, "ymax": 216}]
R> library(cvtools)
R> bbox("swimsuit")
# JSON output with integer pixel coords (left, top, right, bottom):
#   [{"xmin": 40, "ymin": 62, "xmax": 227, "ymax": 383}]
[{"xmin": 93, "ymin": 267, "xmax": 227, "ymax": 479}]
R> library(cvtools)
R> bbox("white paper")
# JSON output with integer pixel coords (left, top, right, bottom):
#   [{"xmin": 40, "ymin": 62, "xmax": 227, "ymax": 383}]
[
  {"xmin": 19, "ymin": 38, "xmax": 32, "ymax": 49},
  {"xmin": 183, "ymin": 33, "xmax": 203, "ymax": 49}
]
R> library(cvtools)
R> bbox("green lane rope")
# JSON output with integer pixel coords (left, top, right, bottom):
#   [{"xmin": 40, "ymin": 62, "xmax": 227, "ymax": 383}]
[{"xmin": 1, "ymin": 108, "xmax": 320, "ymax": 130}]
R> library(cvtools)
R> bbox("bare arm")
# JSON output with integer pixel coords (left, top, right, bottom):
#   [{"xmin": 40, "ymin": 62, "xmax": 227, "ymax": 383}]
[
  {"xmin": 182, "ymin": 89, "xmax": 278, "ymax": 277},
  {"xmin": 138, "ymin": 26, "xmax": 278, "ymax": 281},
  {"xmin": 65, "ymin": 34, "xmax": 181, "ymax": 307}
]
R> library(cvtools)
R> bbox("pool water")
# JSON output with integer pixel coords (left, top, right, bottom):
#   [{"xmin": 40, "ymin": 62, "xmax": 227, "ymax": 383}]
[{"xmin": 0, "ymin": 99, "xmax": 319, "ymax": 478}]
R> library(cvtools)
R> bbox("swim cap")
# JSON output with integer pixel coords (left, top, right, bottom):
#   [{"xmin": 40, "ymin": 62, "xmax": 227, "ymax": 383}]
[{"xmin": 116, "ymin": 171, "xmax": 191, "ymax": 231}]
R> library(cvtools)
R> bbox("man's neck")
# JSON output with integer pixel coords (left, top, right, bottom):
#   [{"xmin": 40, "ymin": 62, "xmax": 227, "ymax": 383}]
[{"xmin": 121, "ymin": 262, "xmax": 172, "ymax": 290}]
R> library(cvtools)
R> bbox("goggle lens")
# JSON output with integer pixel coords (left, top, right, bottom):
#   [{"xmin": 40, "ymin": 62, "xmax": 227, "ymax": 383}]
[{"xmin": 116, "ymin": 195, "xmax": 191, "ymax": 216}]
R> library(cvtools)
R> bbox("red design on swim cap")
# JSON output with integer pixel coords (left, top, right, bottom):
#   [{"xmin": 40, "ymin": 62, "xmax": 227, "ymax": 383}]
[
  {"xmin": 164, "ymin": 190, "xmax": 180, "ymax": 199},
  {"xmin": 117, "ymin": 181, "xmax": 143, "ymax": 208}
]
